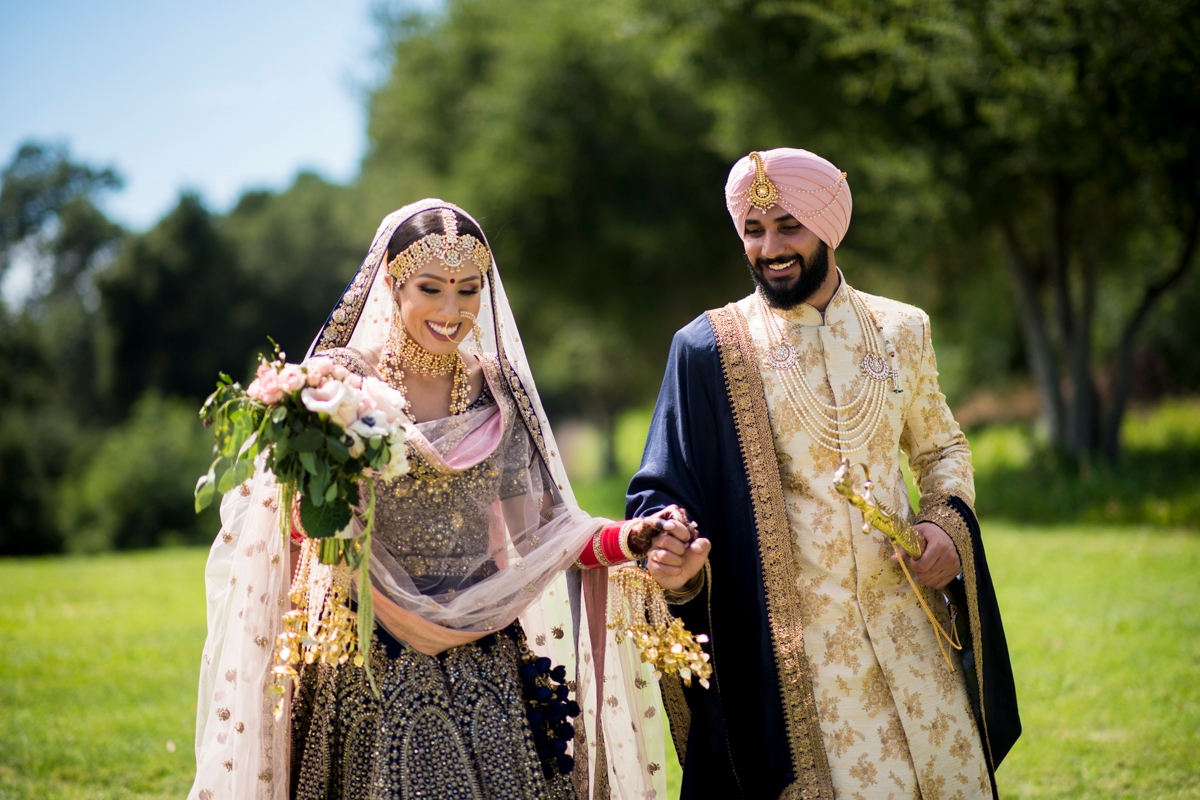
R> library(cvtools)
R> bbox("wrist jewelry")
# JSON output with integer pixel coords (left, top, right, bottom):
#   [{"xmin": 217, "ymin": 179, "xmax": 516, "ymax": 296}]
[{"xmin": 618, "ymin": 519, "xmax": 639, "ymax": 562}]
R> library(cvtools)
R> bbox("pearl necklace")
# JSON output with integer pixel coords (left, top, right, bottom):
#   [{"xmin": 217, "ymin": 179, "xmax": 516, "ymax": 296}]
[
  {"xmin": 379, "ymin": 322, "xmax": 471, "ymax": 418},
  {"xmin": 757, "ymin": 288, "xmax": 900, "ymax": 454}
]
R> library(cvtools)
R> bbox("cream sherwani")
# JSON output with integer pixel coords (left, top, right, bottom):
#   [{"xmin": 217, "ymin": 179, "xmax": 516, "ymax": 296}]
[{"xmin": 736, "ymin": 274, "xmax": 990, "ymax": 800}]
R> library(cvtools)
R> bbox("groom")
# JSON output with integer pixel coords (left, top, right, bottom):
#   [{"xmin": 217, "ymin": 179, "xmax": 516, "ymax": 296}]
[{"xmin": 629, "ymin": 148, "xmax": 1019, "ymax": 799}]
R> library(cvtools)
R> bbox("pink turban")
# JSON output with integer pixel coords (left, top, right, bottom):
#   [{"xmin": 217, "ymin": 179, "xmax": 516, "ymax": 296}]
[{"xmin": 725, "ymin": 148, "xmax": 853, "ymax": 249}]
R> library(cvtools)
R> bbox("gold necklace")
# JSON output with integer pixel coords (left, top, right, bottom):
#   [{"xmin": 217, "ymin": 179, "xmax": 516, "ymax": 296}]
[
  {"xmin": 756, "ymin": 288, "xmax": 899, "ymax": 453},
  {"xmin": 379, "ymin": 321, "xmax": 471, "ymax": 418}
]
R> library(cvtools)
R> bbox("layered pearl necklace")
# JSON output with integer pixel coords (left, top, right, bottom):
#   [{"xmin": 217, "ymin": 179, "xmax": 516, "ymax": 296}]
[
  {"xmin": 756, "ymin": 288, "xmax": 900, "ymax": 454},
  {"xmin": 379, "ymin": 322, "xmax": 471, "ymax": 419}
]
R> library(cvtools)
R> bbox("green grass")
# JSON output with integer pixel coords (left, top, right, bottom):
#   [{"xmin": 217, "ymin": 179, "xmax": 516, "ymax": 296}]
[
  {"xmin": 0, "ymin": 549, "xmax": 206, "ymax": 799},
  {"xmin": 2, "ymin": 526, "xmax": 1198, "ymax": 798}
]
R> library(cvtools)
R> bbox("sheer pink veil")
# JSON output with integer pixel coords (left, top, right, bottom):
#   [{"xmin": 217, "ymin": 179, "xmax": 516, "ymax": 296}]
[{"xmin": 190, "ymin": 200, "xmax": 666, "ymax": 799}]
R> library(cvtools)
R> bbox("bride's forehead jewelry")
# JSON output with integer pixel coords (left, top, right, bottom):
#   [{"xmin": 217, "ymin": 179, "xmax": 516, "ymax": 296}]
[{"xmin": 387, "ymin": 208, "xmax": 491, "ymax": 284}]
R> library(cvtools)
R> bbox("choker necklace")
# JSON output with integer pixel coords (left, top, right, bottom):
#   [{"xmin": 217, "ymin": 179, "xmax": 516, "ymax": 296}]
[
  {"xmin": 379, "ymin": 321, "xmax": 471, "ymax": 418},
  {"xmin": 756, "ymin": 287, "xmax": 900, "ymax": 454}
]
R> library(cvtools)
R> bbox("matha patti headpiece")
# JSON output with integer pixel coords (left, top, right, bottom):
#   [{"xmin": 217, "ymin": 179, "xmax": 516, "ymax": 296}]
[{"xmin": 387, "ymin": 208, "xmax": 491, "ymax": 285}]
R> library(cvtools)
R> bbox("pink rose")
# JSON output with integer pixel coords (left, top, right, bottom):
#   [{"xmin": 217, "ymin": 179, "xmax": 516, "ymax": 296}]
[
  {"xmin": 305, "ymin": 358, "xmax": 334, "ymax": 387},
  {"xmin": 331, "ymin": 364, "xmax": 350, "ymax": 382},
  {"xmin": 254, "ymin": 370, "xmax": 285, "ymax": 405},
  {"xmin": 301, "ymin": 379, "xmax": 350, "ymax": 419},
  {"xmin": 346, "ymin": 373, "xmax": 363, "ymax": 389},
  {"xmin": 361, "ymin": 377, "xmax": 407, "ymax": 425},
  {"xmin": 256, "ymin": 363, "xmax": 273, "ymax": 379},
  {"xmin": 246, "ymin": 377, "xmax": 264, "ymax": 401},
  {"xmin": 279, "ymin": 364, "xmax": 306, "ymax": 394}
]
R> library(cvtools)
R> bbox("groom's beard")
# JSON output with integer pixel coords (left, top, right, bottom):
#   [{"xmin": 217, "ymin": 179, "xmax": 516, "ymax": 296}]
[{"xmin": 746, "ymin": 240, "xmax": 831, "ymax": 309}]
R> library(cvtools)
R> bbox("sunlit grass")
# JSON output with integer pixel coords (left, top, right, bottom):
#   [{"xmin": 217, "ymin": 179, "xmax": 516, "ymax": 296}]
[
  {"xmin": 0, "ymin": 549, "xmax": 205, "ymax": 799},
  {"xmin": 1, "ymin": 527, "xmax": 1197, "ymax": 798}
]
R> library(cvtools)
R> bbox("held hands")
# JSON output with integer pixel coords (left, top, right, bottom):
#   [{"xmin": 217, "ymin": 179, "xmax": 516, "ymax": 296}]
[
  {"xmin": 893, "ymin": 522, "xmax": 960, "ymax": 590},
  {"xmin": 641, "ymin": 505, "xmax": 711, "ymax": 592}
]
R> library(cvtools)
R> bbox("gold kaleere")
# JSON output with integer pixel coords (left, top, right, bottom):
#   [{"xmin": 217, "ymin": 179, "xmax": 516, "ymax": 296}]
[
  {"xmin": 607, "ymin": 566, "xmax": 712, "ymax": 688},
  {"xmin": 269, "ymin": 541, "xmax": 368, "ymax": 719}
]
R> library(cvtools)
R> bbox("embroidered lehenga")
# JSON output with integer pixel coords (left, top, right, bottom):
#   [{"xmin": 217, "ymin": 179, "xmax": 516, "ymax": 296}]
[
  {"xmin": 289, "ymin": 355, "xmax": 579, "ymax": 799},
  {"xmin": 189, "ymin": 200, "xmax": 666, "ymax": 800}
]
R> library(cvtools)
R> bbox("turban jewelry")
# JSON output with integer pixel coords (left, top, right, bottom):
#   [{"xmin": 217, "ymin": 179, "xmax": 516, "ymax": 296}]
[{"xmin": 725, "ymin": 148, "xmax": 853, "ymax": 249}]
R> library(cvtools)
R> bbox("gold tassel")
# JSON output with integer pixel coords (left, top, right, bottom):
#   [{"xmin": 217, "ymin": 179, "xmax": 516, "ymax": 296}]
[{"xmin": 607, "ymin": 566, "xmax": 712, "ymax": 688}]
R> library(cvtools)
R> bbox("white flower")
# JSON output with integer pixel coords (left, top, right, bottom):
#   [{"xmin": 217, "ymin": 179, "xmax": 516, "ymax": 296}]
[
  {"xmin": 300, "ymin": 379, "xmax": 351, "ymax": 421},
  {"xmin": 361, "ymin": 377, "xmax": 407, "ymax": 425},
  {"xmin": 378, "ymin": 427, "xmax": 409, "ymax": 481},
  {"xmin": 348, "ymin": 415, "xmax": 388, "ymax": 443},
  {"xmin": 342, "ymin": 429, "xmax": 366, "ymax": 459}
]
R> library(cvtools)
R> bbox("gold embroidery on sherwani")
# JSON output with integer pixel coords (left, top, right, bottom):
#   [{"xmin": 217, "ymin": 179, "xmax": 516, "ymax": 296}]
[
  {"xmin": 734, "ymin": 281, "xmax": 990, "ymax": 800},
  {"xmin": 707, "ymin": 304, "xmax": 836, "ymax": 800}
]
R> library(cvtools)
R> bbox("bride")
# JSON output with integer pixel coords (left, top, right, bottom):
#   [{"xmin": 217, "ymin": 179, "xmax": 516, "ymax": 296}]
[{"xmin": 188, "ymin": 200, "xmax": 698, "ymax": 800}]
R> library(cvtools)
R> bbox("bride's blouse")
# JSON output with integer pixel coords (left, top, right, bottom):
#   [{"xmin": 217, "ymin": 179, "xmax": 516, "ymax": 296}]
[{"xmin": 320, "ymin": 346, "xmax": 548, "ymax": 598}]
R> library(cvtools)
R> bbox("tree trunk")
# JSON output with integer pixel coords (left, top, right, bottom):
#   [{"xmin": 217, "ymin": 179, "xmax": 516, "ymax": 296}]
[
  {"xmin": 1103, "ymin": 205, "xmax": 1200, "ymax": 462},
  {"xmin": 1001, "ymin": 221, "xmax": 1065, "ymax": 447}
]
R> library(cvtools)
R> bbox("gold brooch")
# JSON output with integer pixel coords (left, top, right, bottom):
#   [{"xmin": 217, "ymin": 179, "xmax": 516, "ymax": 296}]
[{"xmin": 747, "ymin": 152, "xmax": 779, "ymax": 212}]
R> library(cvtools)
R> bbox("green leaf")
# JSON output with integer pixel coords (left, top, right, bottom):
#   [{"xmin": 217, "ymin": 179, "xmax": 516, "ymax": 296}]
[
  {"xmin": 290, "ymin": 427, "xmax": 325, "ymax": 452},
  {"xmin": 271, "ymin": 405, "xmax": 288, "ymax": 423},
  {"xmin": 324, "ymin": 482, "xmax": 338, "ymax": 504},
  {"xmin": 326, "ymin": 434, "xmax": 351, "ymax": 464},
  {"xmin": 298, "ymin": 491, "xmax": 352, "ymax": 539},
  {"xmin": 308, "ymin": 469, "xmax": 330, "ymax": 507},
  {"xmin": 194, "ymin": 465, "xmax": 218, "ymax": 512},
  {"xmin": 298, "ymin": 452, "xmax": 317, "ymax": 475},
  {"xmin": 218, "ymin": 458, "xmax": 256, "ymax": 494}
]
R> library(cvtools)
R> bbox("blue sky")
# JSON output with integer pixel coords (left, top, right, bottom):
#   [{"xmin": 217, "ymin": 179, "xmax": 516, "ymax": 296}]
[{"xmin": 0, "ymin": 0, "xmax": 429, "ymax": 231}]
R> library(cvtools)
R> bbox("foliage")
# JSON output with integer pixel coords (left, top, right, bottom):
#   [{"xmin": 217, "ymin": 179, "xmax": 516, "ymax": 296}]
[
  {"xmin": 971, "ymin": 398, "xmax": 1200, "ymax": 527},
  {"xmin": 364, "ymin": 0, "xmax": 746, "ymax": 463},
  {"xmin": 221, "ymin": 172, "xmax": 367, "ymax": 365},
  {"xmin": 95, "ymin": 194, "xmax": 261, "ymax": 415},
  {"xmin": 658, "ymin": 0, "xmax": 1200, "ymax": 461},
  {"xmin": 0, "ymin": 144, "xmax": 125, "ymax": 554},
  {"xmin": 56, "ymin": 393, "xmax": 218, "ymax": 552}
]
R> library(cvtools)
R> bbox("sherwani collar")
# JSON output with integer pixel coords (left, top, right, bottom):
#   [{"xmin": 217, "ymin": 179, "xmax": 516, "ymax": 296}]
[{"xmin": 764, "ymin": 268, "xmax": 851, "ymax": 330}]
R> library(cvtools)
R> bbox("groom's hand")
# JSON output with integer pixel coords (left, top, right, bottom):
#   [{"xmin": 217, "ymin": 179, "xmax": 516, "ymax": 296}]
[{"xmin": 643, "ymin": 505, "xmax": 711, "ymax": 592}]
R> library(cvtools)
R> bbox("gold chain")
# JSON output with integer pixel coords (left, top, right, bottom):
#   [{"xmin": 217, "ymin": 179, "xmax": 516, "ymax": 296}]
[
  {"xmin": 757, "ymin": 288, "xmax": 891, "ymax": 453},
  {"xmin": 379, "ymin": 320, "xmax": 471, "ymax": 418}
]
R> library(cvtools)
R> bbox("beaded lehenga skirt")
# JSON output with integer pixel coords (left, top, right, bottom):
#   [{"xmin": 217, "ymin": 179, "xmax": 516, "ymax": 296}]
[{"xmin": 289, "ymin": 622, "xmax": 576, "ymax": 800}]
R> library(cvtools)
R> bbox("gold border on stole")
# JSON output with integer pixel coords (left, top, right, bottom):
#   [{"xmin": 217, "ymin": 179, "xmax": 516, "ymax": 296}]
[
  {"xmin": 917, "ymin": 492, "xmax": 994, "ymax": 769},
  {"xmin": 707, "ymin": 304, "xmax": 835, "ymax": 800}
]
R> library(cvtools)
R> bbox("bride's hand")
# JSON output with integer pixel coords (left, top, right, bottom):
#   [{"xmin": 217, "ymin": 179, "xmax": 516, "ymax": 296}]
[
  {"xmin": 642, "ymin": 505, "xmax": 711, "ymax": 592},
  {"xmin": 370, "ymin": 587, "xmax": 491, "ymax": 656}
]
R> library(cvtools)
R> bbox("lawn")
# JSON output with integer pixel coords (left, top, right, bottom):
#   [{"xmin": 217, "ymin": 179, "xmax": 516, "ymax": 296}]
[{"xmin": 2, "ymin": 525, "xmax": 1198, "ymax": 799}]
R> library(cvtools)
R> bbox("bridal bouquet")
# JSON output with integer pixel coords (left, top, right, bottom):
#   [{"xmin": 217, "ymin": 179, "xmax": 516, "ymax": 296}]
[{"xmin": 195, "ymin": 345, "xmax": 409, "ymax": 695}]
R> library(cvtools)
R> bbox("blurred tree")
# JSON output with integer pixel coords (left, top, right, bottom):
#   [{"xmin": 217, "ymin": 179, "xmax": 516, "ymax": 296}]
[
  {"xmin": 95, "ymin": 194, "xmax": 260, "ymax": 412},
  {"xmin": 222, "ymin": 172, "xmax": 367, "ymax": 365},
  {"xmin": 667, "ymin": 0, "xmax": 1200, "ymax": 464},
  {"xmin": 0, "ymin": 141, "xmax": 123, "ymax": 554},
  {"xmin": 362, "ymin": 0, "xmax": 744, "ymax": 471},
  {"xmin": 57, "ymin": 392, "xmax": 218, "ymax": 551}
]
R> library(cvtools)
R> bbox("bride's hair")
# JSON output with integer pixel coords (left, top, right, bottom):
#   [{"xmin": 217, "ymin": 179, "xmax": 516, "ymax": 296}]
[{"xmin": 386, "ymin": 208, "xmax": 487, "ymax": 262}]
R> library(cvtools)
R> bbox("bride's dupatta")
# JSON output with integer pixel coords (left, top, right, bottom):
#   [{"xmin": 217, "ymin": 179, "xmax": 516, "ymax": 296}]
[{"xmin": 190, "ymin": 200, "xmax": 665, "ymax": 800}]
